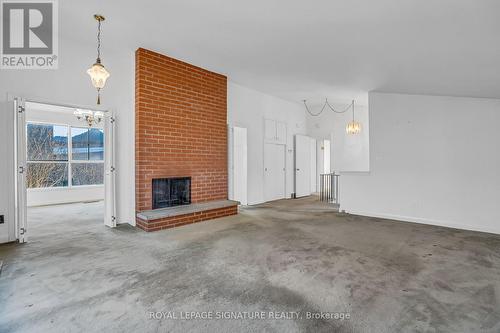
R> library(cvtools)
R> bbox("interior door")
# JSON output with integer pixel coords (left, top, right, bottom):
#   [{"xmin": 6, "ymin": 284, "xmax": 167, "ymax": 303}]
[
  {"xmin": 310, "ymin": 138, "xmax": 317, "ymax": 193},
  {"xmin": 104, "ymin": 112, "xmax": 116, "ymax": 227},
  {"xmin": 264, "ymin": 143, "xmax": 285, "ymax": 202},
  {"xmin": 15, "ymin": 98, "xmax": 28, "ymax": 243},
  {"xmin": 294, "ymin": 134, "xmax": 311, "ymax": 197},
  {"xmin": 232, "ymin": 127, "xmax": 248, "ymax": 205}
]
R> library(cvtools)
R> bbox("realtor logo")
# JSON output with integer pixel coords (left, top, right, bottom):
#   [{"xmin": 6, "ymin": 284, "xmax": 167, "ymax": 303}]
[{"xmin": 1, "ymin": 0, "xmax": 58, "ymax": 69}]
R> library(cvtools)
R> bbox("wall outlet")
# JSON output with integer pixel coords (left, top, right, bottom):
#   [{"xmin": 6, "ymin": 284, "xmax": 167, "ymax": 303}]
[{"xmin": 0, "ymin": 215, "xmax": 4, "ymax": 224}]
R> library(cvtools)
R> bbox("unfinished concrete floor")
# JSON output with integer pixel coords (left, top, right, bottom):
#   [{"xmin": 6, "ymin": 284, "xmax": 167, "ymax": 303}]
[{"xmin": 1, "ymin": 198, "xmax": 500, "ymax": 332}]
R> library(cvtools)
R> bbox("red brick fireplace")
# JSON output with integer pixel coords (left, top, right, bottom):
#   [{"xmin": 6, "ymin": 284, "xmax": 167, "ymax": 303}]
[{"xmin": 135, "ymin": 48, "xmax": 237, "ymax": 231}]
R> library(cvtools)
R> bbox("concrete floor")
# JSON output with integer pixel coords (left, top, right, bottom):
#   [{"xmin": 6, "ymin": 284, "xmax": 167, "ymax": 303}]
[{"xmin": 1, "ymin": 198, "xmax": 500, "ymax": 332}]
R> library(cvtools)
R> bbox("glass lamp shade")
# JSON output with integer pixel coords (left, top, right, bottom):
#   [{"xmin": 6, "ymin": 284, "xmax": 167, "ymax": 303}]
[
  {"xmin": 87, "ymin": 62, "xmax": 110, "ymax": 89},
  {"xmin": 93, "ymin": 111, "xmax": 104, "ymax": 123},
  {"xmin": 346, "ymin": 121, "xmax": 362, "ymax": 134},
  {"xmin": 73, "ymin": 109, "xmax": 83, "ymax": 119}
]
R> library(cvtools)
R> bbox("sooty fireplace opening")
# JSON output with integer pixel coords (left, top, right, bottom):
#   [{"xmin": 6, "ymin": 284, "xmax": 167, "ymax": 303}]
[{"xmin": 152, "ymin": 177, "xmax": 191, "ymax": 209}]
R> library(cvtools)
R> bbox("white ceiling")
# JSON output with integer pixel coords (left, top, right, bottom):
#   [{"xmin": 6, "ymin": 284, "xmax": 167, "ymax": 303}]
[{"xmin": 62, "ymin": 0, "xmax": 500, "ymax": 105}]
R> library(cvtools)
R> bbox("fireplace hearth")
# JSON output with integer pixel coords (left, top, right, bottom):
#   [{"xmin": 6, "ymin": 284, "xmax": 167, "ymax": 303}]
[{"xmin": 152, "ymin": 177, "xmax": 191, "ymax": 209}]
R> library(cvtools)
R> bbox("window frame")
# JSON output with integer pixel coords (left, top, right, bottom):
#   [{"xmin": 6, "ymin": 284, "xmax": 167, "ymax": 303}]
[{"xmin": 26, "ymin": 121, "xmax": 105, "ymax": 190}]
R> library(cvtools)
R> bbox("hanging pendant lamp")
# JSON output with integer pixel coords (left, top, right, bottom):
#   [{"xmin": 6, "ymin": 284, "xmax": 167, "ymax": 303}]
[
  {"xmin": 346, "ymin": 100, "xmax": 361, "ymax": 135},
  {"xmin": 87, "ymin": 14, "xmax": 110, "ymax": 105}
]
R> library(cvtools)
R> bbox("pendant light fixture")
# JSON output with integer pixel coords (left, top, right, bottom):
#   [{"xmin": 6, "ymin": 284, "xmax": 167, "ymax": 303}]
[
  {"xmin": 346, "ymin": 100, "xmax": 361, "ymax": 135},
  {"xmin": 303, "ymin": 98, "xmax": 362, "ymax": 135},
  {"xmin": 87, "ymin": 14, "xmax": 110, "ymax": 105},
  {"xmin": 74, "ymin": 109, "xmax": 104, "ymax": 127}
]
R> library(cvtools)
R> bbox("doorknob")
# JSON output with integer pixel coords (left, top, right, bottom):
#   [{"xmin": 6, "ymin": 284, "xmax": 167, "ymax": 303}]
[{"xmin": 296, "ymin": 168, "xmax": 300, "ymax": 171}]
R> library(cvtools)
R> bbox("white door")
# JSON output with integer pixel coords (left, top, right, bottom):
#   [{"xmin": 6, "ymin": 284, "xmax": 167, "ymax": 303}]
[
  {"xmin": 294, "ymin": 134, "xmax": 311, "ymax": 197},
  {"xmin": 104, "ymin": 113, "xmax": 116, "ymax": 227},
  {"xmin": 231, "ymin": 127, "xmax": 247, "ymax": 205},
  {"xmin": 310, "ymin": 138, "xmax": 317, "ymax": 193},
  {"xmin": 15, "ymin": 98, "xmax": 28, "ymax": 243},
  {"xmin": 264, "ymin": 143, "xmax": 285, "ymax": 202}
]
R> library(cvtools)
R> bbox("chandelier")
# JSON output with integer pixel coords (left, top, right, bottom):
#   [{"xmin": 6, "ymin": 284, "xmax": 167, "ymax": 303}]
[
  {"xmin": 87, "ymin": 14, "xmax": 110, "ymax": 105},
  {"xmin": 346, "ymin": 100, "xmax": 361, "ymax": 134},
  {"xmin": 303, "ymin": 98, "xmax": 362, "ymax": 135},
  {"xmin": 74, "ymin": 109, "xmax": 104, "ymax": 127}
]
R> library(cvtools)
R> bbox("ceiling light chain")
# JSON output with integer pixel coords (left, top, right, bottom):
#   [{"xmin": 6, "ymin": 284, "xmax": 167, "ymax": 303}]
[
  {"xmin": 97, "ymin": 17, "xmax": 101, "ymax": 60},
  {"xmin": 302, "ymin": 98, "xmax": 353, "ymax": 117},
  {"xmin": 303, "ymin": 99, "xmax": 362, "ymax": 134}
]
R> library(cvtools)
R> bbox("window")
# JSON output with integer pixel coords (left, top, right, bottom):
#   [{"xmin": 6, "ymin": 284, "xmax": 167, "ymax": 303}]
[
  {"xmin": 27, "ymin": 124, "xmax": 69, "ymax": 188},
  {"xmin": 26, "ymin": 122, "xmax": 104, "ymax": 189},
  {"xmin": 27, "ymin": 163, "xmax": 68, "ymax": 188},
  {"xmin": 71, "ymin": 127, "xmax": 104, "ymax": 185},
  {"xmin": 72, "ymin": 163, "xmax": 104, "ymax": 186}
]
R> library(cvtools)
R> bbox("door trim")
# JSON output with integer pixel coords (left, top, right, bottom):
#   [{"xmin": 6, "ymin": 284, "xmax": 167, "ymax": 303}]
[
  {"xmin": 13, "ymin": 96, "xmax": 116, "ymax": 242},
  {"xmin": 14, "ymin": 97, "xmax": 27, "ymax": 243}
]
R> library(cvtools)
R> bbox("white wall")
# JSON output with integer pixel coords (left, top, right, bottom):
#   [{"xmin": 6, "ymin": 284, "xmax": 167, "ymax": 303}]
[
  {"xmin": 341, "ymin": 92, "xmax": 500, "ymax": 234},
  {"xmin": 28, "ymin": 187, "xmax": 104, "ymax": 207},
  {"xmin": 0, "ymin": 37, "xmax": 135, "ymax": 242},
  {"xmin": 306, "ymin": 102, "xmax": 370, "ymax": 172},
  {"xmin": 227, "ymin": 82, "xmax": 307, "ymax": 205}
]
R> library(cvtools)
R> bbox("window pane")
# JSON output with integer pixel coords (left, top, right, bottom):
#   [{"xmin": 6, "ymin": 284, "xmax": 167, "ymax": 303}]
[
  {"xmin": 27, "ymin": 124, "xmax": 68, "ymax": 161},
  {"xmin": 72, "ymin": 163, "xmax": 104, "ymax": 186},
  {"xmin": 88, "ymin": 128, "xmax": 104, "ymax": 160},
  {"xmin": 27, "ymin": 163, "xmax": 68, "ymax": 188},
  {"xmin": 72, "ymin": 127, "xmax": 89, "ymax": 160}
]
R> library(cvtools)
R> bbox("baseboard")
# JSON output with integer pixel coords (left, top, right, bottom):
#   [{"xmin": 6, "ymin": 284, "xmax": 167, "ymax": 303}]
[{"xmin": 345, "ymin": 210, "xmax": 500, "ymax": 235}]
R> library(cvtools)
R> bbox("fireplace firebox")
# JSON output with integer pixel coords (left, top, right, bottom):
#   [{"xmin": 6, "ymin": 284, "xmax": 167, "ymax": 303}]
[{"xmin": 152, "ymin": 177, "xmax": 191, "ymax": 209}]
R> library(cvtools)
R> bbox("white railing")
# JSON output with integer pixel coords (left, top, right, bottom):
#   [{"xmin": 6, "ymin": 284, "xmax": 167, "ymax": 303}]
[{"xmin": 319, "ymin": 173, "xmax": 339, "ymax": 204}]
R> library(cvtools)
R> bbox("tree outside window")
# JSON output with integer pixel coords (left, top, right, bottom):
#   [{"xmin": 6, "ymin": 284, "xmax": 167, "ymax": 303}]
[{"xmin": 26, "ymin": 123, "xmax": 104, "ymax": 188}]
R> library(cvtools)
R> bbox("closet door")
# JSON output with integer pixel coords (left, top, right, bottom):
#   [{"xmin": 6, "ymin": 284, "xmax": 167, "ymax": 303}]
[{"xmin": 264, "ymin": 143, "xmax": 286, "ymax": 202}]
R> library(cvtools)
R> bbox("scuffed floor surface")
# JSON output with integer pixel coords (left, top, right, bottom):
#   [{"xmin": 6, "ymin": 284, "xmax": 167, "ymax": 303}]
[{"xmin": 1, "ymin": 198, "xmax": 500, "ymax": 332}]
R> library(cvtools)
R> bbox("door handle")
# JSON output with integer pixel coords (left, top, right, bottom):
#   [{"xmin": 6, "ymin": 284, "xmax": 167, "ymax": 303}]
[{"xmin": 296, "ymin": 168, "xmax": 300, "ymax": 171}]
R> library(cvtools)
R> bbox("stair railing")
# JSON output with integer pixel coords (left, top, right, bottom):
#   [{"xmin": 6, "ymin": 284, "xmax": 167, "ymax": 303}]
[{"xmin": 319, "ymin": 173, "xmax": 339, "ymax": 204}]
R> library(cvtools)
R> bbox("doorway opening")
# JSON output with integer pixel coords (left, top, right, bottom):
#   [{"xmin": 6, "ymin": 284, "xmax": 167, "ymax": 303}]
[
  {"xmin": 294, "ymin": 134, "xmax": 317, "ymax": 198},
  {"xmin": 14, "ymin": 99, "xmax": 116, "ymax": 243}
]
